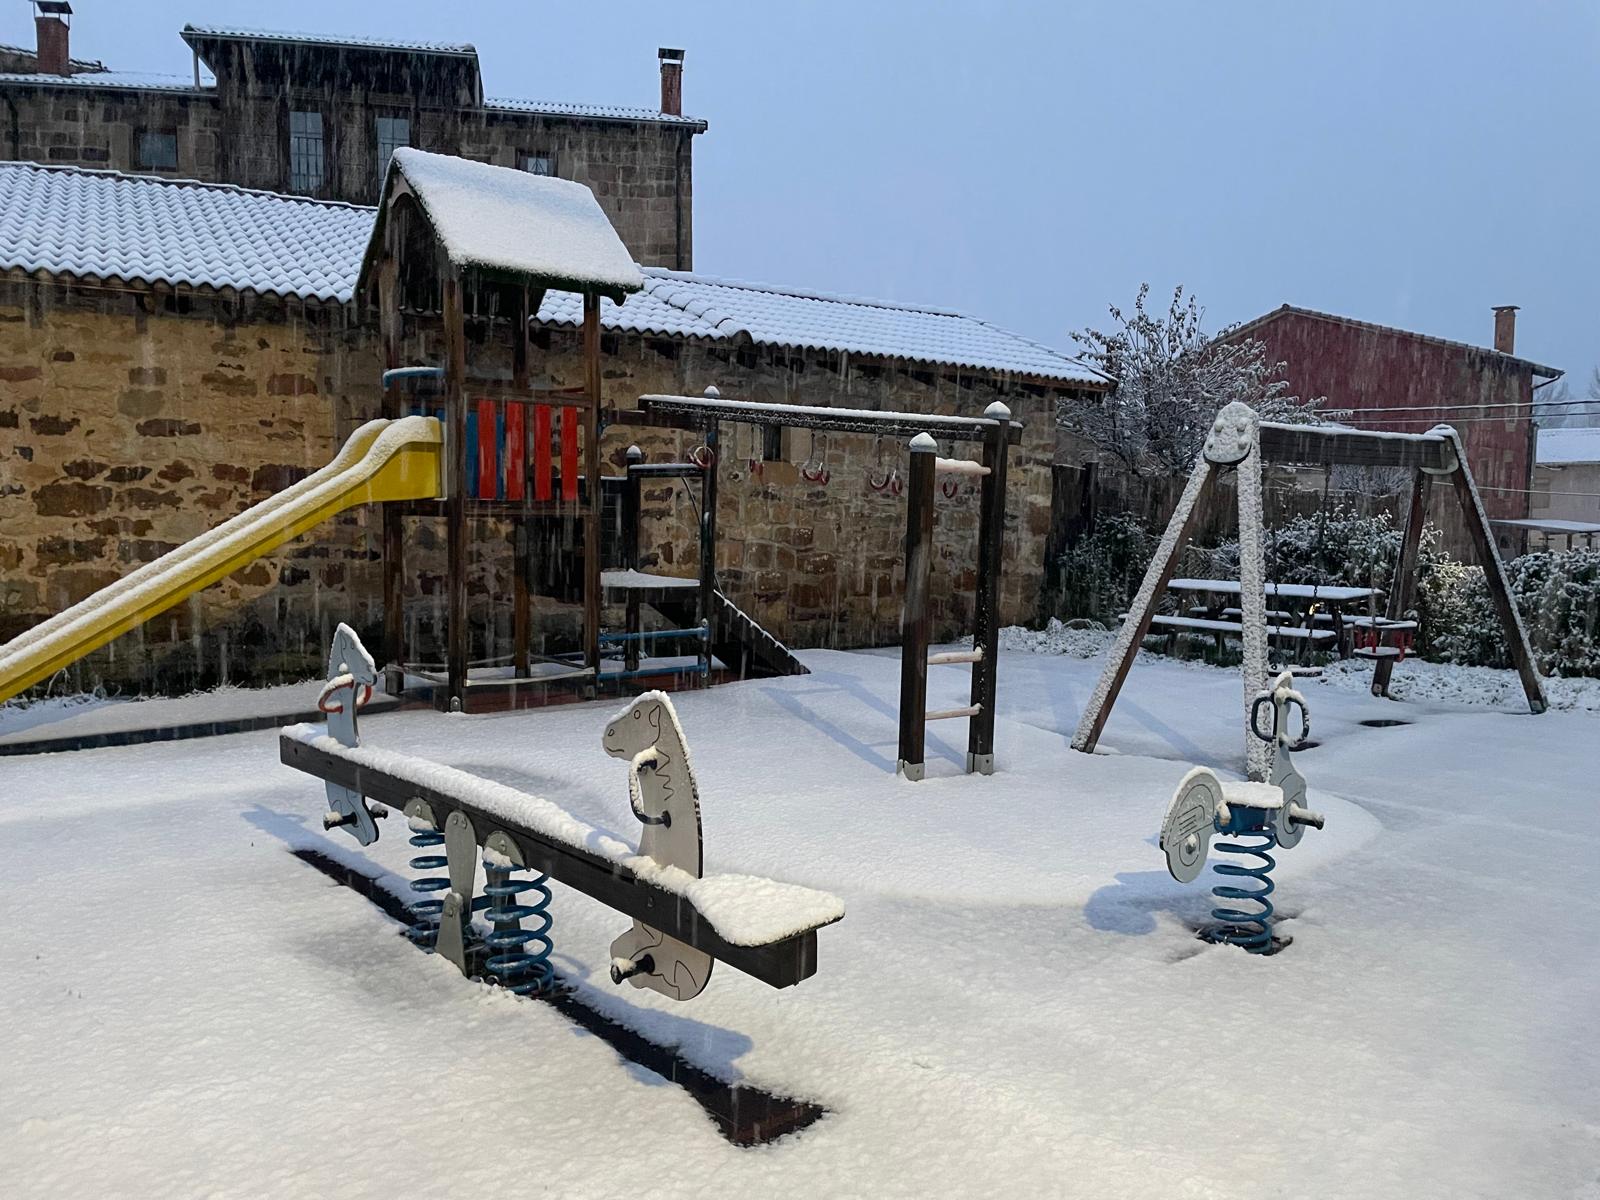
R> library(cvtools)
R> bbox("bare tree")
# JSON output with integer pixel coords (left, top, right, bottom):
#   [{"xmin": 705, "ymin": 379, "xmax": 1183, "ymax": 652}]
[{"xmin": 1061, "ymin": 284, "xmax": 1324, "ymax": 475}]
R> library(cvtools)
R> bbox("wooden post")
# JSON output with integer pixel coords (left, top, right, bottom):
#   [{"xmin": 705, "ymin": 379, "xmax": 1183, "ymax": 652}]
[
  {"xmin": 1072, "ymin": 457, "xmax": 1216, "ymax": 755},
  {"xmin": 622, "ymin": 444, "xmax": 644, "ymax": 570},
  {"xmin": 443, "ymin": 269, "xmax": 469, "ymax": 712},
  {"xmin": 582, "ymin": 295, "xmax": 602, "ymax": 685},
  {"xmin": 1372, "ymin": 467, "xmax": 1430, "ymax": 698},
  {"xmin": 966, "ymin": 403, "xmax": 1010, "ymax": 775},
  {"xmin": 898, "ymin": 434, "xmax": 936, "ymax": 780},
  {"xmin": 512, "ymin": 283, "xmax": 532, "ymax": 678},
  {"xmin": 377, "ymin": 213, "xmax": 405, "ymax": 695},
  {"xmin": 698, "ymin": 420, "xmax": 720, "ymax": 659},
  {"xmin": 1446, "ymin": 449, "xmax": 1547, "ymax": 713}
]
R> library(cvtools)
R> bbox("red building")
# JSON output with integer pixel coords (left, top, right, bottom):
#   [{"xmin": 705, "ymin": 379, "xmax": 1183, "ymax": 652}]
[{"xmin": 1234, "ymin": 305, "xmax": 1562, "ymax": 528}]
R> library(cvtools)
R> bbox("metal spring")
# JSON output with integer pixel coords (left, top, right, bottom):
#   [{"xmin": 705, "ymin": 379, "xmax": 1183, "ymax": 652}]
[
  {"xmin": 406, "ymin": 824, "xmax": 449, "ymax": 948},
  {"xmin": 482, "ymin": 859, "xmax": 554, "ymax": 995},
  {"xmin": 1210, "ymin": 828, "xmax": 1277, "ymax": 953}
]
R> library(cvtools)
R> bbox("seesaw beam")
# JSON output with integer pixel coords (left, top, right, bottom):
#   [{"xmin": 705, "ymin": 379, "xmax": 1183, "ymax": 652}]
[{"xmin": 279, "ymin": 735, "xmax": 830, "ymax": 989}]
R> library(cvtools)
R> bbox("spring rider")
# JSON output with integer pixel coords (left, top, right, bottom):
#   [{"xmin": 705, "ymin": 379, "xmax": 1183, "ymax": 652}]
[{"xmin": 1159, "ymin": 670, "xmax": 1326, "ymax": 953}]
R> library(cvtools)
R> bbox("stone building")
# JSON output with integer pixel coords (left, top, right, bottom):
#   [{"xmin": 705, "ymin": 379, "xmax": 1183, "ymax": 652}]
[
  {"xmin": 0, "ymin": 7, "xmax": 702, "ymax": 266},
  {"xmin": 0, "ymin": 161, "xmax": 1106, "ymax": 694}
]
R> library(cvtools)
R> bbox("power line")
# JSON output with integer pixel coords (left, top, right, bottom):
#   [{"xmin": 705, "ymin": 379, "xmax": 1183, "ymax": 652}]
[{"xmin": 1322, "ymin": 395, "xmax": 1600, "ymax": 416}]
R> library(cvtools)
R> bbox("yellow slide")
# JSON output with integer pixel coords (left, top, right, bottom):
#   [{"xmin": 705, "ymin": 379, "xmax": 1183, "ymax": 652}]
[{"xmin": 0, "ymin": 416, "xmax": 443, "ymax": 704}]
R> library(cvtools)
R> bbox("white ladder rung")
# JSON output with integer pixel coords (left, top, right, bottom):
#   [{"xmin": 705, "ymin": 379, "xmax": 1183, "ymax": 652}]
[
  {"xmin": 925, "ymin": 704, "xmax": 981, "ymax": 721},
  {"xmin": 927, "ymin": 649, "xmax": 982, "ymax": 666}
]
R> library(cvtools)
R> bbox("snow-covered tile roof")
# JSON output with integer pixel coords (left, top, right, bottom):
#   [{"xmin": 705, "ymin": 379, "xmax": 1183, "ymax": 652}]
[
  {"xmin": 0, "ymin": 70, "xmax": 210, "ymax": 94},
  {"xmin": 485, "ymin": 96, "xmax": 707, "ymax": 131},
  {"xmin": 375, "ymin": 148, "xmax": 643, "ymax": 300},
  {"xmin": 0, "ymin": 162, "xmax": 1101, "ymax": 384},
  {"xmin": 1537, "ymin": 424, "xmax": 1600, "ymax": 466},
  {"xmin": 181, "ymin": 24, "xmax": 476, "ymax": 56},
  {"xmin": 538, "ymin": 269, "xmax": 1108, "ymax": 384},
  {"xmin": 0, "ymin": 162, "xmax": 371, "ymax": 302}
]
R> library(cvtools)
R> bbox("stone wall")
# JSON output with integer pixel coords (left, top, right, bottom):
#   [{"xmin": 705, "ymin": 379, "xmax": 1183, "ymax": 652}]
[
  {"xmin": 1, "ymin": 286, "xmax": 1069, "ymax": 696},
  {"xmin": 0, "ymin": 82, "xmax": 695, "ymax": 269},
  {"xmin": 533, "ymin": 330, "xmax": 1060, "ymax": 651},
  {"xmin": 1, "ymin": 86, "xmax": 222, "ymax": 178},
  {"xmin": 0, "ymin": 281, "xmax": 383, "ymax": 694}
]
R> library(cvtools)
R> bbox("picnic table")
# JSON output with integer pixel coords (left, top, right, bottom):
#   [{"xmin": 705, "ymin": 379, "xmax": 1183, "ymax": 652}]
[{"xmin": 1161, "ymin": 578, "xmax": 1384, "ymax": 660}]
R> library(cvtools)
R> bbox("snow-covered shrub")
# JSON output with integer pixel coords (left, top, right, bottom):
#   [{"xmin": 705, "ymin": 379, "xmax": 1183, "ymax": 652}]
[
  {"xmin": 1431, "ymin": 550, "xmax": 1600, "ymax": 676},
  {"xmin": 1056, "ymin": 513, "xmax": 1158, "ymax": 621}
]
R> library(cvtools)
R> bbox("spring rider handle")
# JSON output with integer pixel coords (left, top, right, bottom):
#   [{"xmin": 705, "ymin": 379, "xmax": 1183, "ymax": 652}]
[{"xmin": 1250, "ymin": 678, "xmax": 1310, "ymax": 748}]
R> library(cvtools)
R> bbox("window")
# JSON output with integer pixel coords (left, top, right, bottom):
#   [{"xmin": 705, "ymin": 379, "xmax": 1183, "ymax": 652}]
[
  {"xmin": 136, "ymin": 131, "xmax": 177, "ymax": 171},
  {"xmin": 375, "ymin": 115, "xmax": 410, "ymax": 186},
  {"xmin": 289, "ymin": 110, "xmax": 325, "ymax": 194},
  {"xmin": 522, "ymin": 153, "xmax": 556, "ymax": 176}
]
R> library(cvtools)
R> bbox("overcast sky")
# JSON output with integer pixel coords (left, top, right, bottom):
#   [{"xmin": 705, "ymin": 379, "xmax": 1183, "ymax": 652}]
[{"xmin": 9, "ymin": 1, "xmax": 1596, "ymax": 387}]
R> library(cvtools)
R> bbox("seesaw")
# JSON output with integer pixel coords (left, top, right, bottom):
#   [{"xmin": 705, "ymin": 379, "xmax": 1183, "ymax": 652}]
[{"xmin": 282, "ymin": 625, "xmax": 844, "ymax": 999}]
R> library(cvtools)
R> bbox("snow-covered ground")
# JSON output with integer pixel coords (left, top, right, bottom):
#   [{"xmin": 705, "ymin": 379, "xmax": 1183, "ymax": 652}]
[
  {"xmin": 0, "ymin": 678, "xmax": 351, "ymax": 744},
  {"xmin": 2, "ymin": 641, "xmax": 1596, "ymax": 1198}
]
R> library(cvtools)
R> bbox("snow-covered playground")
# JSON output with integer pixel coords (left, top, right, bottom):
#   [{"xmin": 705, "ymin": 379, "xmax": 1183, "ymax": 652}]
[{"xmin": 2, "ymin": 636, "xmax": 1596, "ymax": 1199}]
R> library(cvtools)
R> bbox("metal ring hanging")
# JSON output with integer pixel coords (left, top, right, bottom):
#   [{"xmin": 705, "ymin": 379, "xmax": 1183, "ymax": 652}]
[
  {"xmin": 688, "ymin": 443, "xmax": 716, "ymax": 470},
  {"xmin": 941, "ymin": 477, "xmax": 961, "ymax": 499},
  {"xmin": 800, "ymin": 429, "xmax": 830, "ymax": 484},
  {"xmin": 745, "ymin": 423, "xmax": 763, "ymax": 478}
]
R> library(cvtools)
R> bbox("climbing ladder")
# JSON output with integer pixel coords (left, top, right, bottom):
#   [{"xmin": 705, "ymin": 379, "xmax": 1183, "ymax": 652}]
[{"xmin": 895, "ymin": 410, "xmax": 1013, "ymax": 781}]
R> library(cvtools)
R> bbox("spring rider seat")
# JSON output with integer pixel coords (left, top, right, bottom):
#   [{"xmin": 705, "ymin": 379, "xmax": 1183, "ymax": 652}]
[{"xmin": 1159, "ymin": 670, "xmax": 1326, "ymax": 953}]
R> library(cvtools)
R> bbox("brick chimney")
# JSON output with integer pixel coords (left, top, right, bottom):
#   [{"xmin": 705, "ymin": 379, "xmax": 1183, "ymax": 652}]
[
  {"xmin": 33, "ymin": 1, "xmax": 72, "ymax": 76},
  {"xmin": 1493, "ymin": 305, "xmax": 1519, "ymax": 355},
  {"xmin": 658, "ymin": 48, "xmax": 684, "ymax": 116}
]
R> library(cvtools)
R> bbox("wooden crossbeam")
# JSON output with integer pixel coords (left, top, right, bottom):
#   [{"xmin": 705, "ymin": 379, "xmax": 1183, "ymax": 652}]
[
  {"xmin": 643, "ymin": 394, "xmax": 1022, "ymax": 444},
  {"xmin": 1258, "ymin": 422, "xmax": 1454, "ymax": 471},
  {"xmin": 280, "ymin": 735, "xmax": 838, "ymax": 989}
]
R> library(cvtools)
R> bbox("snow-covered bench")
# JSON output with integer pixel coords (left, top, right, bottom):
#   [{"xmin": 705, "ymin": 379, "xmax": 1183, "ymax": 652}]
[{"xmin": 1125, "ymin": 612, "xmax": 1338, "ymax": 647}]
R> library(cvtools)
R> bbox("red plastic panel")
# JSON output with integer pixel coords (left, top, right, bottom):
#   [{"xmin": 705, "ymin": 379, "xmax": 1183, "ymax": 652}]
[
  {"xmin": 477, "ymin": 398, "xmax": 497, "ymax": 500},
  {"xmin": 560, "ymin": 406, "xmax": 579, "ymax": 502},
  {"xmin": 504, "ymin": 402, "xmax": 526, "ymax": 502},
  {"xmin": 534, "ymin": 404, "xmax": 553, "ymax": 502}
]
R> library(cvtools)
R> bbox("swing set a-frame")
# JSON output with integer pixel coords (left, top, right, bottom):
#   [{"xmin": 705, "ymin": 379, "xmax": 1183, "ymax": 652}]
[{"xmin": 1072, "ymin": 402, "xmax": 1546, "ymax": 782}]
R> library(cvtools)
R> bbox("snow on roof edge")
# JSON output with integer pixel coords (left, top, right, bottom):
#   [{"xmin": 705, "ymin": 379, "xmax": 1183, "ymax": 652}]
[
  {"xmin": 0, "ymin": 71, "xmax": 211, "ymax": 94},
  {"xmin": 181, "ymin": 24, "xmax": 477, "ymax": 56},
  {"xmin": 485, "ymin": 97, "xmax": 707, "ymax": 130}
]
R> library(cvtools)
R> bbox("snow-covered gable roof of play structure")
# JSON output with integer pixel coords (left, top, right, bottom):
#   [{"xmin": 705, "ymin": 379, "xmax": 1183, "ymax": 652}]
[
  {"xmin": 0, "ymin": 160, "xmax": 1106, "ymax": 385},
  {"xmin": 1537, "ymin": 425, "xmax": 1600, "ymax": 466},
  {"xmin": 365, "ymin": 148, "xmax": 645, "ymax": 302}
]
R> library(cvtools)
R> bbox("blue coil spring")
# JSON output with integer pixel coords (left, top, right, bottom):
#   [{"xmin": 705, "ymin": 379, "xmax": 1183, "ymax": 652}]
[
  {"xmin": 406, "ymin": 824, "xmax": 450, "ymax": 948},
  {"xmin": 482, "ymin": 859, "xmax": 554, "ymax": 995},
  {"xmin": 1210, "ymin": 828, "xmax": 1278, "ymax": 953}
]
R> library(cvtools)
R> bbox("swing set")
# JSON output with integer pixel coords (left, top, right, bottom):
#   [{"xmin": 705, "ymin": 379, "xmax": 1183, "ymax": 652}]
[{"xmin": 1074, "ymin": 403, "xmax": 1546, "ymax": 781}]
